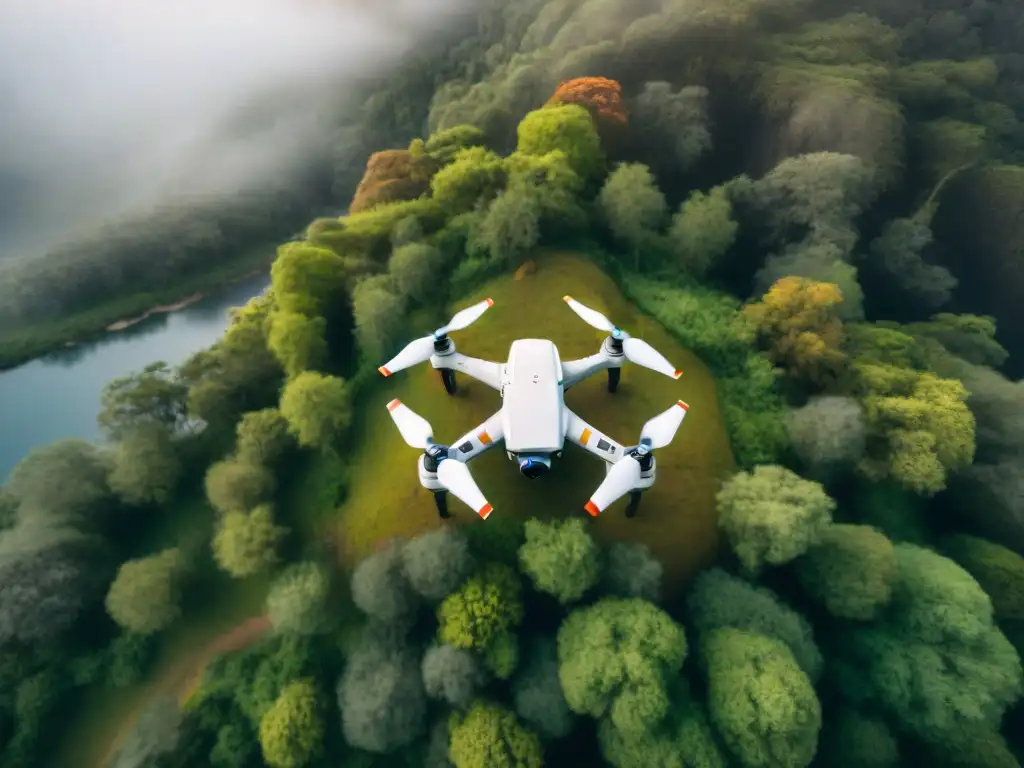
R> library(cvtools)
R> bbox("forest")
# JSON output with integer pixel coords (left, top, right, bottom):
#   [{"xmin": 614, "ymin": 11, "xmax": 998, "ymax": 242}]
[{"xmin": 1, "ymin": 0, "xmax": 1023, "ymax": 765}]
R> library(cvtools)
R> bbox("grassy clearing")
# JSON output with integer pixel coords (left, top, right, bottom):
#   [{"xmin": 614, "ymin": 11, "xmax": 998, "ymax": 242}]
[
  {"xmin": 331, "ymin": 251, "xmax": 735, "ymax": 596},
  {"xmin": 0, "ymin": 247, "xmax": 274, "ymax": 371}
]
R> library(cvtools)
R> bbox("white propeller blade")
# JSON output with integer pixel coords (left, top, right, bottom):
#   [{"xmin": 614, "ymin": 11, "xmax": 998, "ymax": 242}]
[
  {"xmin": 563, "ymin": 295, "xmax": 615, "ymax": 333},
  {"xmin": 623, "ymin": 338, "xmax": 683, "ymax": 380},
  {"xmin": 585, "ymin": 457, "xmax": 641, "ymax": 516},
  {"xmin": 436, "ymin": 298, "xmax": 494, "ymax": 336},
  {"xmin": 438, "ymin": 459, "xmax": 493, "ymax": 519},
  {"xmin": 378, "ymin": 298, "xmax": 494, "ymax": 377},
  {"xmin": 641, "ymin": 400, "xmax": 689, "ymax": 449},
  {"xmin": 379, "ymin": 337, "xmax": 434, "ymax": 377},
  {"xmin": 563, "ymin": 296, "xmax": 682, "ymax": 380},
  {"xmin": 385, "ymin": 399, "xmax": 433, "ymax": 449}
]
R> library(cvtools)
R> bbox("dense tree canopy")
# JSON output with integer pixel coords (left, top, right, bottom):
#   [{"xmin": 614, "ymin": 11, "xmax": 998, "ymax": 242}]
[
  {"xmin": 105, "ymin": 548, "xmax": 184, "ymax": 635},
  {"xmin": 517, "ymin": 518, "xmax": 599, "ymax": 604},
  {"xmin": 716, "ymin": 465, "xmax": 836, "ymax": 574}
]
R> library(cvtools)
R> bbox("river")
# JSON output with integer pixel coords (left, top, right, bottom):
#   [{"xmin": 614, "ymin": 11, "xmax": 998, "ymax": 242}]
[{"xmin": 0, "ymin": 273, "xmax": 270, "ymax": 482}]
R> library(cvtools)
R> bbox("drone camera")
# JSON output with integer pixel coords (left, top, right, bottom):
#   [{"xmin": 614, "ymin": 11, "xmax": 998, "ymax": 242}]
[{"xmin": 517, "ymin": 454, "xmax": 551, "ymax": 479}]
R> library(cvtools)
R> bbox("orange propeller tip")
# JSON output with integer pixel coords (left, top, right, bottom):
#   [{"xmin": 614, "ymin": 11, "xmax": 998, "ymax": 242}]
[
  {"xmin": 484, "ymin": 297, "xmax": 494, "ymax": 307},
  {"xmin": 562, "ymin": 295, "xmax": 573, "ymax": 302},
  {"xmin": 478, "ymin": 503, "xmax": 493, "ymax": 520},
  {"xmin": 584, "ymin": 500, "xmax": 600, "ymax": 517},
  {"xmin": 386, "ymin": 399, "xmax": 401, "ymax": 411},
  {"xmin": 378, "ymin": 366, "xmax": 392, "ymax": 377},
  {"xmin": 672, "ymin": 370, "xmax": 683, "ymax": 379},
  {"xmin": 677, "ymin": 400, "xmax": 689, "ymax": 411}
]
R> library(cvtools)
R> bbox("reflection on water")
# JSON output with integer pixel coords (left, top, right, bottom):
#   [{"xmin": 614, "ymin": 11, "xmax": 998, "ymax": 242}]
[{"xmin": 0, "ymin": 274, "xmax": 270, "ymax": 482}]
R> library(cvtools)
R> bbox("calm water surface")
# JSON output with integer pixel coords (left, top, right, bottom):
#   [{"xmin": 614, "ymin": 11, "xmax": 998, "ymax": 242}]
[{"xmin": 0, "ymin": 273, "xmax": 270, "ymax": 482}]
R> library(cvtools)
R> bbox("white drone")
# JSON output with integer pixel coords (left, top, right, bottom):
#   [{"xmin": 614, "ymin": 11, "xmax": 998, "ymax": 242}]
[{"xmin": 378, "ymin": 296, "xmax": 690, "ymax": 520}]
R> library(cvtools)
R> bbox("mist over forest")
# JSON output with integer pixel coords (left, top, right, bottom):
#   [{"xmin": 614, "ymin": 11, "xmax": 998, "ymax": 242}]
[{"xmin": 0, "ymin": 0, "xmax": 475, "ymax": 262}]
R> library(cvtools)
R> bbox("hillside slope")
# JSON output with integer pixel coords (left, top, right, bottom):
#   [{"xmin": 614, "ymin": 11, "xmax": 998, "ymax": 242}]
[{"xmin": 333, "ymin": 252, "xmax": 734, "ymax": 593}]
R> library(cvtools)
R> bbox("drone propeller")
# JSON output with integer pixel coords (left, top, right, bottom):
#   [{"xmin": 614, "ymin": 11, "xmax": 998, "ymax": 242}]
[
  {"xmin": 562, "ymin": 296, "xmax": 682, "ymax": 380},
  {"xmin": 584, "ymin": 400, "xmax": 689, "ymax": 516},
  {"xmin": 378, "ymin": 298, "xmax": 494, "ymax": 377},
  {"xmin": 385, "ymin": 400, "xmax": 493, "ymax": 518}
]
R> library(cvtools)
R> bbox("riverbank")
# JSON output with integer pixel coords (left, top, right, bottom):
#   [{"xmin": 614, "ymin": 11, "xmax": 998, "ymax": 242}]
[{"xmin": 0, "ymin": 247, "xmax": 275, "ymax": 372}]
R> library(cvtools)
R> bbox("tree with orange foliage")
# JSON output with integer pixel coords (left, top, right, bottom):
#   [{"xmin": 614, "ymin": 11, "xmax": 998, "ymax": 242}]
[
  {"xmin": 743, "ymin": 277, "xmax": 848, "ymax": 386},
  {"xmin": 547, "ymin": 77, "xmax": 627, "ymax": 144},
  {"xmin": 349, "ymin": 147, "xmax": 438, "ymax": 214}
]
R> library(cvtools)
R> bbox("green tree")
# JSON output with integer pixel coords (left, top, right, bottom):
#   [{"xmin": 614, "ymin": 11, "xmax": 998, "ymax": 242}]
[
  {"xmin": 0, "ymin": 523, "xmax": 107, "ymax": 644},
  {"xmin": 267, "ymin": 311, "xmax": 328, "ymax": 379},
  {"xmin": 795, "ymin": 524, "xmax": 897, "ymax": 620},
  {"xmin": 669, "ymin": 186, "xmax": 738, "ymax": 277},
  {"xmin": 475, "ymin": 185, "xmax": 540, "ymax": 265},
  {"xmin": 716, "ymin": 465, "xmax": 835, "ymax": 574},
  {"xmin": 597, "ymin": 680, "xmax": 726, "ymax": 768},
  {"xmin": 108, "ymin": 425, "xmax": 181, "ymax": 506},
  {"xmin": 428, "ymin": 146, "xmax": 506, "ymax": 213},
  {"xmin": 833, "ymin": 544, "xmax": 1023, "ymax": 744},
  {"xmin": 105, "ymin": 548, "xmax": 184, "ymax": 634},
  {"xmin": 424, "ymin": 124, "xmax": 486, "ymax": 164},
  {"xmin": 204, "ymin": 458, "xmax": 276, "ymax": 515},
  {"xmin": 517, "ymin": 518, "xmax": 599, "ymax": 604},
  {"xmin": 5, "ymin": 438, "xmax": 111, "ymax": 522},
  {"xmin": 786, "ymin": 396, "xmax": 866, "ymax": 477},
  {"xmin": 212, "ymin": 505, "xmax": 288, "ymax": 579},
  {"xmin": 401, "ymin": 526, "xmax": 474, "ymax": 602},
  {"xmin": 279, "ymin": 372, "xmax": 352, "ymax": 450},
  {"xmin": 817, "ymin": 709, "xmax": 899, "ymax": 768},
  {"xmin": 338, "ymin": 631, "xmax": 427, "ymax": 753},
  {"xmin": 630, "ymin": 82, "xmax": 711, "ymax": 171},
  {"xmin": 258, "ymin": 679, "xmax": 323, "ymax": 768},
  {"xmin": 557, "ymin": 597, "xmax": 687, "ymax": 738},
  {"xmin": 942, "ymin": 534, "xmax": 1024, "ymax": 620},
  {"xmin": 266, "ymin": 561, "xmax": 333, "ymax": 635},
  {"xmin": 448, "ymin": 701, "xmax": 543, "ymax": 768},
  {"xmin": 686, "ymin": 567, "xmax": 822, "ymax": 681},
  {"xmin": 351, "ymin": 275, "xmax": 407, "ymax": 362},
  {"xmin": 270, "ymin": 242, "xmax": 347, "ymax": 317},
  {"xmin": 598, "ymin": 163, "xmax": 668, "ymax": 256},
  {"xmin": 702, "ymin": 628, "xmax": 821, "ymax": 768},
  {"xmin": 351, "ymin": 540, "xmax": 418, "ymax": 627},
  {"xmin": 388, "ymin": 242, "xmax": 444, "ymax": 304},
  {"xmin": 438, "ymin": 563, "xmax": 524, "ymax": 651},
  {"xmin": 482, "ymin": 629, "xmax": 519, "ymax": 680},
  {"xmin": 98, "ymin": 361, "xmax": 189, "ymax": 439},
  {"xmin": 516, "ymin": 104, "xmax": 603, "ymax": 181},
  {"xmin": 236, "ymin": 408, "xmax": 294, "ymax": 467},
  {"xmin": 421, "ymin": 643, "xmax": 486, "ymax": 709},
  {"xmin": 512, "ymin": 637, "xmax": 576, "ymax": 741},
  {"xmin": 601, "ymin": 541, "xmax": 663, "ymax": 603}
]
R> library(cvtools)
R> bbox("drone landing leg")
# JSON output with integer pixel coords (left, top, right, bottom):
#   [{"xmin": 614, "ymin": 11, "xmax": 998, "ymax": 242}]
[
  {"xmin": 432, "ymin": 491, "xmax": 451, "ymax": 519},
  {"xmin": 607, "ymin": 367, "xmax": 621, "ymax": 393},
  {"xmin": 625, "ymin": 491, "xmax": 642, "ymax": 518},
  {"xmin": 439, "ymin": 369, "xmax": 457, "ymax": 395}
]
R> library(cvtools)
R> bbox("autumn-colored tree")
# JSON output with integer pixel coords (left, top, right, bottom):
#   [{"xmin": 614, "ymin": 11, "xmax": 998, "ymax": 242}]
[
  {"xmin": 744, "ymin": 276, "xmax": 848, "ymax": 385},
  {"xmin": 547, "ymin": 77, "xmax": 627, "ymax": 145},
  {"xmin": 349, "ymin": 149, "xmax": 437, "ymax": 214}
]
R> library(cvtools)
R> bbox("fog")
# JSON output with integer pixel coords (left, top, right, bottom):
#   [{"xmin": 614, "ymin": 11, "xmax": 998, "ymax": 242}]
[{"xmin": 0, "ymin": 0, "xmax": 474, "ymax": 260}]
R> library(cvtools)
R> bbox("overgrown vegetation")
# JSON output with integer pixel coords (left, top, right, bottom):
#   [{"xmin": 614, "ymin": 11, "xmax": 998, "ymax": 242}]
[{"xmin": 2, "ymin": 0, "xmax": 1023, "ymax": 765}]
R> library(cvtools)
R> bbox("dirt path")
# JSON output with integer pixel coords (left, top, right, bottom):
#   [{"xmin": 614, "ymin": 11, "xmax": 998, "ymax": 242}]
[
  {"xmin": 96, "ymin": 615, "xmax": 272, "ymax": 768},
  {"xmin": 175, "ymin": 615, "xmax": 272, "ymax": 703}
]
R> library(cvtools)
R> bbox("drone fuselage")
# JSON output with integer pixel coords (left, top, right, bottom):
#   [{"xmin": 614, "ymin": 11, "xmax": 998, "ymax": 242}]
[{"xmin": 500, "ymin": 339, "xmax": 566, "ymax": 458}]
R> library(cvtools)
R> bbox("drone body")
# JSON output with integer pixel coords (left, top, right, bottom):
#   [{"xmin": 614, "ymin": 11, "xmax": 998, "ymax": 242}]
[{"xmin": 379, "ymin": 296, "xmax": 690, "ymax": 520}]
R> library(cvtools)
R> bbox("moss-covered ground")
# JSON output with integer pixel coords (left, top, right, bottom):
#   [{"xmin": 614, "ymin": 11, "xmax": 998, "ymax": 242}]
[{"xmin": 331, "ymin": 251, "xmax": 735, "ymax": 594}]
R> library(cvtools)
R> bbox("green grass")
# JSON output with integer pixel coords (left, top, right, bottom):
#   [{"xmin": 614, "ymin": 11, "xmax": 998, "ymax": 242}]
[
  {"xmin": 330, "ymin": 251, "xmax": 735, "ymax": 596},
  {"xmin": 0, "ymin": 246, "xmax": 275, "ymax": 371}
]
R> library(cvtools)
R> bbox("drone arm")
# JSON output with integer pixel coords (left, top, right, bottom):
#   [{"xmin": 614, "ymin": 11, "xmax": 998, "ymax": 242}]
[
  {"xmin": 449, "ymin": 410, "xmax": 505, "ymax": 463},
  {"xmin": 563, "ymin": 408, "xmax": 626, "ymax": 463},
  {"xmin": 432, "ymin": 352, "xmax": 503, "ymax": 391},
  {"xmin": 561, "ymin": 350, "xmax": 619, "ymax": 391}
]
